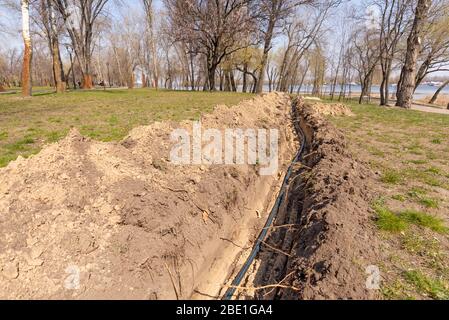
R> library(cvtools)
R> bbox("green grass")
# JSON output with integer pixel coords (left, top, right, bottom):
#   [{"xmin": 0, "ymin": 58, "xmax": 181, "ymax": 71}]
[
  {"xmin": 373, "ymin": 200, "xmax": 447, "ymax": 234},
  {"xmin": 0, "ymin": 88, "xmax": 253, "ymax": 167},
  {"xmin": 392, "ymin": 194, "xmax": 406, "ymax": 202},
  {"xmin": 404, "ymin": 270, "xmax": 449, "ymax": 299},
  {"xmin": 381, "ymin": 169, "xmax": 403, "ymax": 184},
  {"xmin": 400, "ymin": 210, "xmax": 448, "ymax": 234},
  {"xmin": 327, "ymin": 98, "xmax": 449, "ymax": 300},
  {"xmin": 406, "ymin": 188, "xmax": 439, "ymax": 208},
  {"xmin": 418, "ymin": 197, "xmax": 439, "ymax": 209},
  {"xmin": 373, "ymin": 200, "xmax": 408, "ymax": 232},
  {"xmin": 407, "ymin": 159, "xmax": 427, "ymax": 165}
]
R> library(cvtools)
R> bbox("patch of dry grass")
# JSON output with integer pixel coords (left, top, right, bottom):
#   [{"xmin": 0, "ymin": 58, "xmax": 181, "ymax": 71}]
[
  {"xmin": 0, "ymin": 88, "xmax": 253, "ymax": 167},
  {"xmin": 418, "ymin": 94, "xmax": 449, "ymax": 107}
]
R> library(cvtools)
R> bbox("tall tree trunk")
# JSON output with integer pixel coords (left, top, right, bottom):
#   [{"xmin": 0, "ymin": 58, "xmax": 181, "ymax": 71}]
[
  {"xmin": 255, "ymin": 13, "xmax": 276, "ymax": 94},
  {"xmin": 359, "ymin": 70, "xmax": 374, "ymax": 104},
  {"xmin": 396, "ymin": 0, "xmax": 431, "ymax": 108},
  {"xmin": 21, "ymin": 0, "xmax": 32, "ymax": 97},
  {"xmin": 230, "ymin": 71, "xmax": 236, "ymax": 92},
  {"xmin": 384, "ymin": 64, "xmax": 391, "ymax": 105},
  {"xmin": 429, "ymin": 80, "xmax": 449, "ymax": 104},
  {"xmin": 380, "ymin": 77, "xmax": 386, "ymax": 105},
  {"xmin": 68, "ymin": 50, "xmax": 76, "ymax": 89},
  {"xmin": 143, "ymin": 0, "xmax": 159, "ymax": 89},
  {"xmin": 242, "ymin": 63, "xmax": 248, "ymax": 93},
  {"xmin": 51, "ymin": 35, "xmax": 66, "ymax": 93},
  {"xmin": 41, "ymin": 0, "xmax": 65, "ymax": 93},
  {"xmin": 82, "ymin": 74, "xmax": 93, "ymax": 89},
  {"xmin": 141, "ymin": 73, "xmax": 147, "ymax": 88},
  {"xmin": 207, "ymin": 59, "xmax": 217, "ymax": 91},
  {"xmin": 224, "ymin": 70, "xmax": 230, "ymax": 91},
  {"xmin": 189, "ymin": 51, "xmax": 195, "ymax": 91},
  {"xmin": 380, "ymin": 59, "xmax": 392, "ymax": 106},
  {"xmin": 128, "ymin": 71, "xmax": 134, "ymax": 89}
]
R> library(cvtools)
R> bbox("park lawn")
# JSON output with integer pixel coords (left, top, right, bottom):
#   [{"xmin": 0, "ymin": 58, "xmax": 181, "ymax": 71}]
[
  {"xmin": 0, "ymin": 88, "xmax": 253, "ymax": 167},
  {"xmin": 329, "ymin": 100, "xmax": 449, "ymax": 300}
]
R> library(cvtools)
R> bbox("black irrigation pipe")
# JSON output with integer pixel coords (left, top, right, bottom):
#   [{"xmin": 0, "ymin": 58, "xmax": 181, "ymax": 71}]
[{"xmin": 222, "ymin": 102, "xmax": 307, "ymax": 300}]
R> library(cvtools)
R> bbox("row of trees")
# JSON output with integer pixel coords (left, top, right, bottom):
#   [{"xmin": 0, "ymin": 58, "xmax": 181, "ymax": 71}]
[
  {"xmin": 1, "ymin": 0, "xmax": 448, "ymax": 108},
  {"xmin": 336, "ymin": 0, "xmax": 449, "ymax": 107}
]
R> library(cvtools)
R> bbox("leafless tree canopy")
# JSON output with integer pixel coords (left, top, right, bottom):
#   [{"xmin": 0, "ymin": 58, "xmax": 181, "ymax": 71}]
[{"xmin": 1, "ymin": 0, "xmax": 448, "ymax": 102}]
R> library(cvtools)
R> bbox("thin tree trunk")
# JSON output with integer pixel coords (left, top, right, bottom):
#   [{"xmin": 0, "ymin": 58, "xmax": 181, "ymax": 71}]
[
  {"xmin": 429, "ymin": 80, "xmax": 449, "ymax": 104},
  {"xmin": 255, "ymin": 13, "xmax": 276, "ymax": 94},
  {"xmin": 242, "ymin": 63, "xmax": 248, "ymax": 93},
  {"xmin": 189, "ymin": 51, "xmax": 195, "ymax": 91},
  {"xmin": 384, "ymin": 64, "xmax": 391, "ymax": 105},
  {"xmin": 143, "ymin": 0, "xmax": 159, "ymax": 89},
  {"xmin": 51, "ymin": 28, "xmax": 65, "ymax": 93},
  {"xmin": 141, "ymin": 73, "xmax": 147, "ymax": 88},
  {"xmin": 21, "ymin": 0, "xmax": 32, "ymax": 97},
  {"xmin": 208, "ymin": 61, "xmax": 217, "ymax": 91},
  {"xmin": 128, "ymin": 71, "xmax": 134, "ymax": 89},
  {"xmin": 230, "ymin": 71, "xmax": 236, "ymax": 92}
]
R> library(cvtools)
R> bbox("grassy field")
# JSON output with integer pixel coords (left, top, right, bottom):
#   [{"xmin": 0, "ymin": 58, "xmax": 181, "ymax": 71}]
[
  {"xmin": 0, "ymin": 88, "xmax": 253, "ymax": 167},
  {"xmin": 330, "ymin": 100, "xmax": 449, "ymax": 299}
]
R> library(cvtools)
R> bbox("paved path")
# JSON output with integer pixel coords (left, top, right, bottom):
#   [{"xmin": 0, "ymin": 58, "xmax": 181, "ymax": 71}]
[
  {"xmin": 411, "ymin": 104, "xmax": 449, "ymax": 115},
  {"xmin": 359, "ymin": 96, "xmax": 449, "ymax": 115}
]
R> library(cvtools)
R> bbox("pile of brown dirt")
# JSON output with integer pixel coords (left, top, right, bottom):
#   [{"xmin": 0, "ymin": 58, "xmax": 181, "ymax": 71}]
[
  {"xmin": 0, "ymin": 92, "xmax": 298, "ymax": 299},
  {"xmin": 309, "ymin": 102, "xmax": 354, "ymax": 116},
  {"xmin": 282, "ymin": 99, "xmax": 380, "ymax": 299},
  {"xmin": 237, "ymin": 97, "xmax": 380, "ymax": 300}
]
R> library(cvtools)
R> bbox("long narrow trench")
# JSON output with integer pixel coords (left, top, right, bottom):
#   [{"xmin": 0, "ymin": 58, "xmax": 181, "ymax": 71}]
[{"xmin": 222, "ymin": 99, "xmax": 309, "ymax": 300}]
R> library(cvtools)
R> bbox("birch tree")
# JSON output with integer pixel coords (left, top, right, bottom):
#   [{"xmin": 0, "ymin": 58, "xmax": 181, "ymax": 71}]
[{"xmin": 21, "ymin": 0, "xmax": 32, "ymax": 96}]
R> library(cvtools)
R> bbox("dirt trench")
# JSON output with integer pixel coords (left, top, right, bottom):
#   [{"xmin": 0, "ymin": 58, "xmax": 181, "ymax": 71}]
[
  {"xmin": 233, "ymin": 98, "xmax": 381, "ymax": 300},
  {"xmin": 0, "ymin": 94, "xmax": 380, "ymax": 300},
  {"xmin": 0, "ymin": 92, "xmax": 298, "ymax": 299}
]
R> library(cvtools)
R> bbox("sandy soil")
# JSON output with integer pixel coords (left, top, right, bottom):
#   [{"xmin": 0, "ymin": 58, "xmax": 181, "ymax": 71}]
[
  {"xmin": 0, "ymin": 93, "xmax": 383, "ymax": 300},
  {"xmin": 0, "ymin": 92, "xmax": 297, "ymax": 299}
]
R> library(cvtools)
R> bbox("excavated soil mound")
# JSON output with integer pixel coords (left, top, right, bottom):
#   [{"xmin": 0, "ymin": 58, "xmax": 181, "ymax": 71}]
[
  {"xmin": 0, "ymin": 92, "xmax": 297, "ymax": 299},
  {"xmin": 309, "ymin": 102, "xmax": 354, "ymax": 116},
  {"xmin": 281, "ymin": 98, "xmax": 380, "ymax": 299},
  {"xmin": 243, "ymin": 97, "xmax": 380, "ymax": 300}
]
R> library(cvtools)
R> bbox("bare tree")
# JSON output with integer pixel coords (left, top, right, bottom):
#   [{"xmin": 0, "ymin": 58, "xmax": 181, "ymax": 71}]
[
  {"xmin": 351, "ymin": 26, "xmax": 380, "ymax": 103},
  {"xmin": 254, "ymin": 0, "xmax": 314, "ymax": 93},
  {"xmin": 53, "ymin": 0, "xmax": 109, "ymax": 89},
  {"xmin": 414, "ymin": 3, "xmax": 449, "ymax": 89},
  {"xmin": 376, "ymin": 0, "xmax": 411, "ymax": 105},
  {"xmin": 395, "ymin": 0, "xmax": 431, "ymax": 108},
  {"xmin": 274, "ymin": 0, "xmax": 339, "ymax": 92},
  {"xmin": 38, "ymin": 0, "xmax": 66, "ymax": 93},
  {"xmin": 428, "ymin": 79, "xmax": 449, "ymax": 104},
  {"xmin": 142, "ymin": 0, "xmax": 159, "ymax": 88},
  {"xmin": 164, "ymin": 0, "xmax": 257, "ymax": 91}
]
